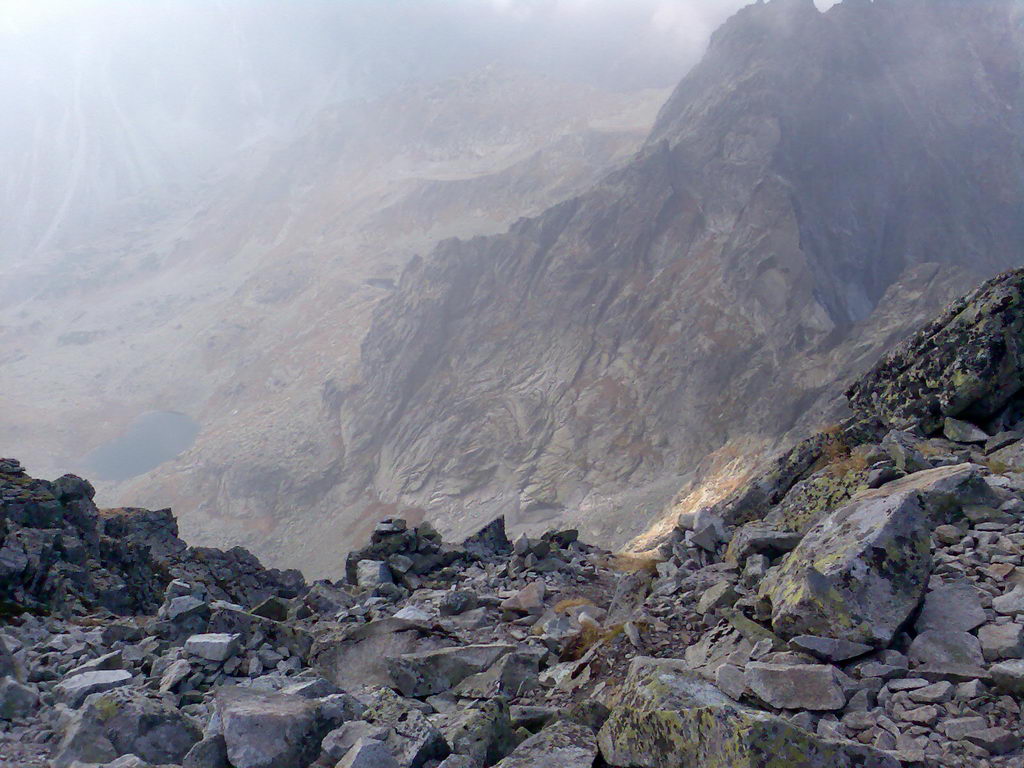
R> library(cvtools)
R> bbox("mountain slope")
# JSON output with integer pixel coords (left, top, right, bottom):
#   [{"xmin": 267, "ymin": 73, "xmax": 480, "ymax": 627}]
[
  {"xmin": 327, "ymin": 0, "xmax": 1024, "ymax": 562},
  {"xmin": 0, "ymin": 68, "xmax": 665, "ymax": 576}
]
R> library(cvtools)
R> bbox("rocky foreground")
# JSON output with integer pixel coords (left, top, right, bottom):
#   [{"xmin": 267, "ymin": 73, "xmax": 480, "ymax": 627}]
[{"xmin": 7, "ymin": 271, "xmax": 1024, "ymax": 767}]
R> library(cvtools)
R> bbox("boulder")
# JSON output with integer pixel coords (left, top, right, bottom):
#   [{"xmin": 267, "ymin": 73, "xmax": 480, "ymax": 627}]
[
  {"xmin": 336, "ymin": 738, "xmax": 399, "ymax": 768},
  {"xmin": 597, "ymin": 656, "xmax": 896, "ymax": 768},
  {"xmin": 387, "ymin": 643, "xmax": 515, "ymax": 696},
  {"xmin": 280, "ymin": 677, "xmax": 342, "ymax": 699},
  {"xmin": 53, "ymin": 688, "xmax": 201, "ymax": 768},
  {"xmin": 847, "ymin": 274, "xmax": 1024, "ymax": 436},
  {"xmin": 453, "ymin": 651, "xmax": 540, "ymax": 698},
  {"xmin": 789, "ymin": 636, "xmax": 872, "ymax": 663},
  {"xmin": 251, "ymin": 596, "xmax": 290, "ymax": 622},
  {"xmin": 462, "ymin": 516, "xmax": 511, "ymax": 556},
  {"xmin": 765, "ymin": 488, "xmax": 931, "ymax": 647},
  {"xmin": 696, "ymin": 581, "xmax": 738, "ymax": 615},
  {"xmin": 158, "ymin": 659, "xmax": 192, "ymax": 694},
  {"xmin": 914, "ymin": 580, "xmax": 986, "ymax": 633},
  {"xmin": 0, "ymin": 636, "xmax": 17, "ymax": 681},
  {"xmin": 217, "ymin": 687, "xmax": 329, "ymax": 768},
  {"xmin": 160, "ymin": 595, "xmax": 209, "ymax": 624},
  {"xmin": 182, "ymin": 735, "xmax": 229, "ymax": 768},
  {"xmin": 67, "ymin": 649, "xmax": 124, "ymax": 677},
  {"xmin": 356, "ymin": 560, "xmax": 393, "ymax": 588},
  {"xmin": 320, "ymin": 721, "xmax": 391, "ymax": 763},
  {"xmin": 943, "ymin": 418, "xmax": 989, "ymax": 444},
  {"xmin": 744, "ymin": 663, "xmax": 847, "ymax": 711},
  {"xmin": 990, "ymin": 659, "xmax": 1024, "ymax": 694},
  {"xmin": 725, "ymin": 525, "xmax": 803, "ymax": 565},
  {"xmin": 437, "ymin": 756, "xmax": 479, "ymax": 768},
  {"xmin": 606, "ymin": 657, "xmax": 735, "ymax": 711},
  {"xmin": 56, "ymin": 669, "xmax": 133, "ymax": 708},
  {"xmin": 978, "ymin": 622, "xmax": 1024, "ymax": 661},
  {"xmin": 0, "ymin": 675, "xmax": 38, "ymax": 719},
  {"xmin": 364, "ymin": 689, "xmax": 450, "ymax": 767},
  {"xmin": 993, "ymin": 585, "xmax": 1024, "ymax": 616},
  {"xmin": 184, "ymin": 633, "xmax": 240, "ymax": 662},
  {"xmin": 311, "ymin": 617, "xmax": 449, "ymax": 690},
  {"xmin": 439, "ymin": 590, "xmax": 479, "ymax": 616},
  {"xmin": 965, "ymin": 728, "xmax": 1021, "ymax": 755},
  {"xmin": 443, "ymin": 698, "xmax": 516, "ymax": 766},
  {"xmin": 908, "ymin": 630, "xmax": 985, "ymax": 669},
  {"xmin": 495, "ymin": 720, "xmax": 596, "ymax": 768},
  {"xmin": 303, "ymin": 581, "xmax": 356, "ymax": 616},
  {"xmin": 500, "ymin": 582, "xmax": 546, "ymax": 616},
  {"xmin": 606, "ymin": 572, "xmax": 652, "ymax": 624}
]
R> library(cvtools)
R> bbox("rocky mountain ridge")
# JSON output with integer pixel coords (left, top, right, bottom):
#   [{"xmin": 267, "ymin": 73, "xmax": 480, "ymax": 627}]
[
  {"xmin": 322, "ymin": 0, "xmax": 1024, "ymax": 572},
  {"xmin": 7, "ymin": 269, "xmax": 1024, "ymax": 767}
]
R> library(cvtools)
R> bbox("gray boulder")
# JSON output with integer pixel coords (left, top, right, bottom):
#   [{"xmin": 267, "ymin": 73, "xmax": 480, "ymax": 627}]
[
  {"xmin": 443, "ymin": 699, "xmax": 516, "ymax": 766},
  {"xmin": 764, "ymin": 464, "xmax": 989, "ymax": 648},
  {"xmin": 311, "ymin": 617, "xmax": 448, "ymax": 690},
  {"xmin": 744, "ymin": 663, "xmax": 846, "ymax": 711},
  {"xmin": 159, "ymin": 659, "xmax": 192, "ymax": 694},
  {"xmin": 56, "ymin": 669, "xmax": 133, "ymax": 708},
  {"xmin": 217, "ymin": 687, "xmax": 329, "ymax": 768},
  {"xmin": 184, "ymin": 633, "xmax": 240, "ymax": 662},
  {"xmin": 499, "ymin": 582, "xmax": 546, "ymax": 616},
  {"xmin": 914, "ymin": 580, "xmax": 986, "ymax": 633},
  {"xmin": 0, "ymin": 636, "xmax": 17, "ymax": 681},
  {"xmin": 495, "ymin": 720, "xmax": 596, "ymax": 768},
  {"xmin": 766, "ymin": 488, "xmax": 931, "ymax": 647},
  {"xmin": 364, "ymin": 689, "xmax": 450, "ymax": 767},
  {"xmin": 908, "ymin": 630, "xmax": 985, "ymax": 669},
  {"xmin": 789, "ymin": 636, "xmax": 872, "ymax": 663},
  {"xmin": 160, "ymin": 595, "xmax": 207, "ymax": 622},
  {"xmin": 357, "ymin": 560, "xmax": 393, "ymax": 588},
  {"xmin": 0, "ymin": 675, "xmax": 38, "ymax": 719},
  {"xmin": 53, "ymin": 688, "xmax": 201, "ymax": 768},
  {"xmin": 943, "ymin": 417, "xmax": 989, "ymax": 444},
  {"xmin": 321, "ymin": 721, "xmax": 392, "ymax": 763},
  {"xmin": 598, "ymin": 656, "xmax": 897, "ymax": 768},
  {"xmin": 439, "ymin": 590, "xmax": 479, "ymax": 616},
  {"xmin": 990, "ymin": 659, "xmax": 1024, "ymax": 694},
  {"xmin": 453, "ymin": 651, "xmax": 540, "ymax": 698},
  {"xmin": 387, "ymin": 643, "xmax": 514, "ymax": 696},
  {"xmin": 337, "ymin": 738, "xmax": 400, "ymax": 768},
  {"xmin": 979, "ymin": 622, "xmax": 1024, "ymax": 661},
  {"xmin": 182, "ymin": 735, "xmax": 229, "ymax": 768}
]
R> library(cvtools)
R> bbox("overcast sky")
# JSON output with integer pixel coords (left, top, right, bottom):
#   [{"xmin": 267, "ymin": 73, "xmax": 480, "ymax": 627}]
[
  {"xmin": 2, "ymin": 0, "xmax": 840, "ymax": 93},
  {"xmin": 0, "ymin": 0, "xmax": 840, "ymax": 258}
]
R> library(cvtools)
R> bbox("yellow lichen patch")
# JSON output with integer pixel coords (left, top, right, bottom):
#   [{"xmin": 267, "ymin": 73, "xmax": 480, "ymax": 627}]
[{"xmin": 93, "ymin": 695, "xmax": 120, "ymax": 722}]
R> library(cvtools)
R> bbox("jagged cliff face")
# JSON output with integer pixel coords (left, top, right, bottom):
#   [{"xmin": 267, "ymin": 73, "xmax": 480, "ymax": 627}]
[
  {"xmin": 0, "ymin": 61, "xmax": 665, "ymax": 576},
  {"xmin": 330, "ymin": 0, "xmax": 1024, "ymax": 559}
]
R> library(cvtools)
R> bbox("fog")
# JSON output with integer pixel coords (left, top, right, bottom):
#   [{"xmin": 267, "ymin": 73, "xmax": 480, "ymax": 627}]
[
  {"xmin": 0, "ymin": 0, "xmax": 841, "ymax": 258},
  {"xmin": 0, "ymin": 0, "xmax": 838, "ymax": 564}
]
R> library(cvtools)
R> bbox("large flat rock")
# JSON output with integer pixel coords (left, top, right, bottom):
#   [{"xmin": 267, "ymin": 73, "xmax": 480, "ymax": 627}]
[{"xmin": 765, "ymin": 488, "xmax": 931, "ymax": 647}]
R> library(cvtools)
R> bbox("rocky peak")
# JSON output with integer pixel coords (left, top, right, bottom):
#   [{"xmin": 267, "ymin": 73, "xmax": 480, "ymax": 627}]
[{"xmin": 318, "ymin": 0, "xmax": 1024, "ymax": 571}]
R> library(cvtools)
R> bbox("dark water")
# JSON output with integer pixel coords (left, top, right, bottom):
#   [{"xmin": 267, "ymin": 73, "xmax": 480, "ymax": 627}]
[{"xmin": 85, "ymin": 411, "xmax": 200, "ymax": 481}]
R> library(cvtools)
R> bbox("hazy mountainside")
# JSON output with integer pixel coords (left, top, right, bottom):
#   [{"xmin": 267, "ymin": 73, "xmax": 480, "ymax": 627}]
[
  {"xmin": 11, "ymin": 272, "xmax": 1024, "ymax": 768},
  {"xmin": 0, "ymin": 67, "xmax": 665, "ymax": 573},
  {"xmin": 0, "ymin": 2, "xmax": 358, "ymax": 260},
  {"xmin": 326, "ymin": 0, "xmax": 1024, "ymax": 564}
]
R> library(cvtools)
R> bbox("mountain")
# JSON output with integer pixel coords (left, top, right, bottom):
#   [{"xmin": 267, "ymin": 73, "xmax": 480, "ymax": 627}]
[
  {"xmin": 7, "ymin": 270, "xmax": 1024, "ymax": 767},
  {"xmin": 0, "ymin": 66, "xmax": 666, "ymax": 574},
  {"xmin": 321, "ymin": 0, "xmax": 1024, "ymax": 571}
]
